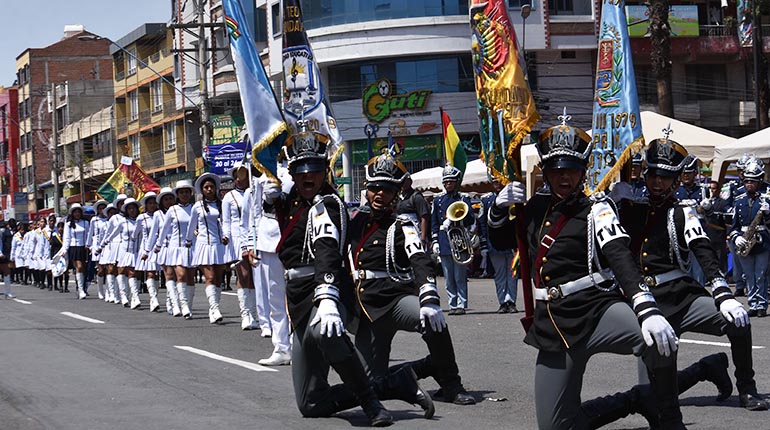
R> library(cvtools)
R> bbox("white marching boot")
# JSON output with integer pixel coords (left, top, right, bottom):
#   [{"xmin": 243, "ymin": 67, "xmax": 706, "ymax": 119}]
[
  {"xmin": 205, "ymin": 285, "xmax": 223, "ymax": 324},
  {"xmin": 165, "ymin": 280, "xmax": 181, "ymax": 316},
  {"xmin": 96, "ymin": 276, "xmax": 105, "ymax": 300},
  {"xmin": 177, "ymin": 282, "xmax": 192, "ymax": 319},
  {"xmin": 237, "ymin": 288, "xmax": 259, "ymax": 330},
  {"xmin": 76, "ymin": 273, "xmax": 87, "ymax": 300},
  {"xmin": 117, "ymin": 274, "xmax": 129, "ymax": 307},
  {"xmin": 107, "ymin": 274, "xmax": 120, "ymax": 304},
  {"xmin": 147, "ymin": 278, "xmax": 159, "ymax": 312},
  {"xmin": 129, "ymin": 278, "xmax": 141, "ymax": 310}
]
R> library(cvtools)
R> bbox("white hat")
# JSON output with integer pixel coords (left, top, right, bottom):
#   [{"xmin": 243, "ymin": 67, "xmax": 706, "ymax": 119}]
[
  {"xmin": 102, "ymin": 203, "xmax": 117, "ymax": 216},
  {"xmin": 121, "ymin": 198, "xmax": 139, "ymax": 214},
  {"xmin": 174, "ymin": 179, "xmax": 194, "ymax": 193},
  {"xmin": 93, "ymin": 199, "xmax": 108, "ymax": 211},
  {"xmin": 229, "ymin": 161, "xmax": 248, "ymax": 179},
  {"xmin": 67, "ymin": 203, "xmax": 84, "ymax": 215},
  {"xmin": 156, "ymin": 187, "xmax": 174, "ymax": 204},
  {"xmin": 194, "ymin": 172, "xmax": 221, "ymax": 194},
  {"xmin": 115, "ymin": 193, "xmax": 128, "ymax": 203},
  {"xmin": 140, "ymin": 191, "xmax": 158, "ymax": 207}
]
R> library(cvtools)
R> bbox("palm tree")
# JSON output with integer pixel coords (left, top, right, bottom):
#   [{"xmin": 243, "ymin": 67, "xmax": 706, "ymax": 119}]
[{"xmin": 649, "ymin": 0, "xmax": 674, "ymax": 117}]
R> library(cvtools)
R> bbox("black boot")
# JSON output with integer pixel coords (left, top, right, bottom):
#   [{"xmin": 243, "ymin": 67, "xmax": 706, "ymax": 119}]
[
  {"xmin": 374, "ymin": 366, "xmax": 435, "ymax": 418},
  {"xmin": 676, "ymin": 352, "xmax": 732, "ymax": 401},
  {"xmin": 582, "ymin": 384, "xmax": 660, "ymax": 429},
  {"xmin": 388, "ymin": 356, "xmax": 433, "ymax": 380},
  {"xmin": 422, "ymin": 327, "xmax": 476, "ymax": 405},
  {"xmin": 331, "ymin": 356, "xmax": 393, "ymax": 427},
  {"xmin": 727, "ymin": 329, "xmax": 770, "ymax": 410},
  {"xmin": 649, "ymin": 364, "xmax": 686, "ymax": 430}
]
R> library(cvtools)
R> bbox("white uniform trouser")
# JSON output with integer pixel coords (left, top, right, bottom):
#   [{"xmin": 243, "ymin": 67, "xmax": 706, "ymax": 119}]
[
  {"xmin": 252, "ymin": 258, "xmax": 271, "ymax": 333},
  {"xmin": 259, "ymin": 251, "xmax": 291, "ymax": 353}
]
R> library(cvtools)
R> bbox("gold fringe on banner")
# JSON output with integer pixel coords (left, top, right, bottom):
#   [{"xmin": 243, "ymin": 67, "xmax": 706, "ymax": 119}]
[
  {"xmin": 250, "ymin": 122, "xmax": 288, "ymax": 185},
  {"xmin": 590, "ymin": 135, "xmax": 645, "ymax": 194}
]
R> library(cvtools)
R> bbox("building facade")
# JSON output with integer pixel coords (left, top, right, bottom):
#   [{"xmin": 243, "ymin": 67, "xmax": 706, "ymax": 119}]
[
  {"xmin": 15, "ymin": 25, "xmax": 112, "ymax": 217},
  {"xmin": 0, "ymin": 86, "xmax": 20, "ymax": 220}
]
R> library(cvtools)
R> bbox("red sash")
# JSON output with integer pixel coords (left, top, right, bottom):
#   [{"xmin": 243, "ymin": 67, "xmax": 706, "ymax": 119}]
[
  {"xmin": 276, "ymin": 205, "xmax": 308, "ymax": 253},
  {"xmin": 533, "ymin": 209, "xmax": 577, "ymax": 290}
]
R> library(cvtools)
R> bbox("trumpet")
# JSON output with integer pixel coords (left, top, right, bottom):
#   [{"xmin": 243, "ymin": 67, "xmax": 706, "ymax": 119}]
[{"xmin": 446, "ymin": 201, "xmax": 474, "ymax": 265}]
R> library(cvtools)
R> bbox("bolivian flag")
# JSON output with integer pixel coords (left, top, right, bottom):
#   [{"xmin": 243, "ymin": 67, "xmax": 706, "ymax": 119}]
[
  {"xmin": 441, "ymin": 109, "xmax": 466, "ymax": 176},
  {"xmin": 97, "ymin": 156, "xmax": 161, "ymax": 203}
]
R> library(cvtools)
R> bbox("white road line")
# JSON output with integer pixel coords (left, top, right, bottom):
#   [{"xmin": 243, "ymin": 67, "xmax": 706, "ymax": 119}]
[
  {"xmin": 680, "ymin": 338, "xmax": 764, "ymax": 350},
  {"xmin": 221, "ymin": 291, "xmax": 237, "ymax": 296},
  {"xmin": 12, "ymin": 298, "xmax": 32, "ymax": 305},
  {"xmin": 174, "ymin": 346, "xmax": 278, "ymax": 372},
  {"xmin": 60, "ymin": 312, "xmax": 105, "ymax": 324}
]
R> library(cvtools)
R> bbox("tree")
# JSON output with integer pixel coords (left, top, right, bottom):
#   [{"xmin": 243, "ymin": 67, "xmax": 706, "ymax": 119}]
[{"xmin": 649, "ymin": 0, "xmax": 675, "ymax": 117}]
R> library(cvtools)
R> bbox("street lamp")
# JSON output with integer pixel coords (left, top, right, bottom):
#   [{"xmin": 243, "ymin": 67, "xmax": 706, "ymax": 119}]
[{"xmin": 521, "ymin": 4, "xmax": 532, "ymax": 53}]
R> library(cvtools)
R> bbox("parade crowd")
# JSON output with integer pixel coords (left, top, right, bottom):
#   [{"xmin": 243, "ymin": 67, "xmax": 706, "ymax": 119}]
[{"xmin": 1, "ymin": 118, "xmax": 770, "ymax": 429}]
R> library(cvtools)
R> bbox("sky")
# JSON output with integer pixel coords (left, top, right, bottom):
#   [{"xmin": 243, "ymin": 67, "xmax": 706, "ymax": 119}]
[{"xmin": 0, "ymin": 0, "xmax": 172, "ymax": 86}]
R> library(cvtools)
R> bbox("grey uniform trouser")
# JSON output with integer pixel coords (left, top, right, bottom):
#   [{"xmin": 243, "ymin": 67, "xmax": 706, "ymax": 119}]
[{"xmin": 535, "ymin": 302, "xmax": 674, "ymax": 430}]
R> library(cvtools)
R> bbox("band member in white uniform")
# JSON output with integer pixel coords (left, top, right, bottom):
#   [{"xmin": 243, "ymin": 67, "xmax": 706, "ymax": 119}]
[
  {"xmin": 61, "ymin": 203, "xmax": 91, "ymax": 299},
  {"xmin": 99, "ymin": 204, "xmax": 119, "ymax": 303},
  {"xmin": 241, "ymin": 167, "xmax": 292, "ymax": 365},
  {"xmin": 10, "ymin": 224, "xmax": 25, "ymax": 288},
  {"xmin": 157, "ymin": 180, "xmax": 195, "ymax": 319},
  {"xmin": 101, "ymin": 195, "xmax": 128, "ymax": 304},
  {"xmin": 39, "ymin": 216, "xmax": 54, "ymax": 291},
  {"xmin": 144, "ymin": 187, "xmax": 178, "ymax": 316},
  {"xmin": 186, "ymin": 173, "xmax": 229, "ymax": 324},
  {"xmin": 98, "ymin": 198, "xmax": 141, "ymax": 309},
  {"xmin": 134, "ymin": 192, "xmax": 161, "ymax": 312},
  {"xmin": 222, "ymin": 162, "xmax": 258, "ymax": 329},
  {"xmin": 20, "ymin": 221, "xmax": 38, "ymax": 286},
  {"xmin": 86, "ymin": 200, "xmax": 109, "ymax": 300},
  {"xmin": 242, "ymin": 172, "xmax": 272, "ymax": 337}
]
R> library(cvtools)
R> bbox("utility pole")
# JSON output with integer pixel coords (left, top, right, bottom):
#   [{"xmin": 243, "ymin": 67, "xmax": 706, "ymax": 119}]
[
  {"xmin": 51, "ymin": 84, "xmax": 62, "ymax": 215},
  {"xmin": 77, "ymin": 128, "xmax": 85, "ymax": 204},
  {"xmin": 196, "ymin": 0, "xmax": 212, "ymax": 149}
]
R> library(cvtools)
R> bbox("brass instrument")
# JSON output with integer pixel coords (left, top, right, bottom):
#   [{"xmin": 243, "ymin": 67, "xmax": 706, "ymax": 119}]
[
  {"xmin": 736, "ymin": 193, "xmax": 769, "ymax": 257},
  {"xmin": 446, "ymin": 201, "xmax": 474, "ymax": 265}
]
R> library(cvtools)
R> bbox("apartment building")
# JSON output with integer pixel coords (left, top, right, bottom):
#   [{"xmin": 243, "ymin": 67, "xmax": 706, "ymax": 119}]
[{"xmin": 0, "ymin": 86, "xmax": 20, "ymax": 220}]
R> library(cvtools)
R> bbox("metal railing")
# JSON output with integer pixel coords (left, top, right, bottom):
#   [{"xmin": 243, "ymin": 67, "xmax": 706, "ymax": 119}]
[{"xmin": 699, "ymin": 25, "xmax": 737, "ymax": 37}]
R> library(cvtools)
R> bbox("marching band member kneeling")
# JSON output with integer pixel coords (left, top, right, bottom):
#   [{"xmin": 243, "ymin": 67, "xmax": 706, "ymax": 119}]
[
  {"xmin": 488, "ymin": 116, "xmax": 684, "ymax": 429},
  {"xmin": 351, "ymin": 153, "xmax": 474, "ymax": 407}
]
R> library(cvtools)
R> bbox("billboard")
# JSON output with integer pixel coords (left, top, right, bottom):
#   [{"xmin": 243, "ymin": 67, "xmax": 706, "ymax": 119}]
[{"xmin": 626, "ymin": 5, "xmax": 699, "ymax": 38}]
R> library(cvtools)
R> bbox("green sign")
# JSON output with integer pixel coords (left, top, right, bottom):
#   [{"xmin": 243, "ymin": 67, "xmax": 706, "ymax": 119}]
[
  {"xmin": 352, "ymin": 135, "xmax": 442, "ymax": 164},
  {"xmin": 335, "ymin": 176, "xmax": 352, "ymax": 185},
  {"xmin": 362, "ymin": 79, "xmax": 431, "ymax": 123},
  {"xmin": 210, "ymin": 113, "xmax": 245, "ymax": 145}
]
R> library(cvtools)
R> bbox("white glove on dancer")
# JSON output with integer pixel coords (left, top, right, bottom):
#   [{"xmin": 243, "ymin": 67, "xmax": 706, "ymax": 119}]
[
  {"xmin": 495, "ymin": 181, "xmax": 526, "ymax": 208},
  {"xmin": 432, "ymin": 242, "xmax": 440, "ymax": 255},
  {"xmin": 735, "ymin": 236, "xmax": 748, "ymax": 249},
  {"xmin": 700, "ymin": 199, "xmax": 712, "ymax": 211},
  {"xmin": 310, "ymin": 298, "xmax": 344, "ymax": 337},
  {"xmin": 609, "ymin": 182, "xmax": 634, "ymax": 202},
  {"xmin": 720, "ymin": 298, "xmax": 750, "ymax": 327},
  {"xmin": 262, "ymin": 181, "xmax": 283, "ymax": 205},
  {"xmin": 640, "ymin": 315, "xmax": 679, "ymax": 357},
  {"xmin": 420, "ymin": 303, "xmax": 447, "ymax": 333},
  {"xmin": 440, "ymin": 218, "xmax": 452, "ymax": 231}
]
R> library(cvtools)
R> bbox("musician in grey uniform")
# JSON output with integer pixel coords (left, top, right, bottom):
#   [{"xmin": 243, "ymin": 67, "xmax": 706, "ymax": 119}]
[
  {"xmin": 488, "ymin": 115, "xmax": 684, "ymax": 429},
  {"xmin": 729, "ymin": 158, "xmax": 770, "ymax": 318}
]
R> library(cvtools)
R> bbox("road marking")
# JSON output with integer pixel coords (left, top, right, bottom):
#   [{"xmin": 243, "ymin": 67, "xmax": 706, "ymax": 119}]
[
  {"xmin": 60, "ymin": 312, "xmax": 105, "ymax": 324},
  {"xmin": 221, "ymin": 291, "xmax": 237, "ymax": 296},
  {"xmin": 680, "ymin": 338, "xmax": 764, "ymax": 349},
  {"xmin": 13, "ymin": 298, "xmax": 32, "ymax": 305},
  {"xmin": 174, "ymin": 346, "xmax": 278, "ymax": 372}
]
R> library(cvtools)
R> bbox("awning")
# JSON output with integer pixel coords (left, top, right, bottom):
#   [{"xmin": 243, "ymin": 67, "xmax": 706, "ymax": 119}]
[{"xmin": 712, "ymin": 126, "xmax": 770, "ymax": 180}]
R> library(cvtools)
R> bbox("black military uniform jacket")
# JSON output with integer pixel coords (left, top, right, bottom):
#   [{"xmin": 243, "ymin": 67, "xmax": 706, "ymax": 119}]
[
  {"xmin": 271, "ymin": 183, "xmax": 354, "ymax": 328},
  {"xmin": 489, "ymin": 191, "xmax": 654, "ymax": 352},
  {"xmin": 349, "ymin": 205, "xmax": 440, "ymax": 323},
  {"xmin": 618, "ymin": 197, "xmax": 732, "ymax": 317}
]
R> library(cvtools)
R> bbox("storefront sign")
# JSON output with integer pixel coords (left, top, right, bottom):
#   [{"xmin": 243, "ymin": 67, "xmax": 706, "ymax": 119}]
[
  {"xmin": 206, "ymin": 142, "xmax": 251, "ymax": 176},
  {"xmin": 362, "ymin": 79, "xmax": 431, "ymax": 123},
  {"xmin": 626, "ymin": 5, "xmax": 699, "ymax": 38}
]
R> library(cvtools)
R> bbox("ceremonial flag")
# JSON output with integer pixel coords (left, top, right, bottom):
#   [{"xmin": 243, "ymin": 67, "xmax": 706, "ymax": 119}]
[
  {"xmin": 470, "ymin": 0, "xmax": 539, "ymax": 183},
  {"xmin": 97, "ymin": 156, "xmax": 160, "ymax": 203},
  {"xmin": 589, "ymin": 0, "xmax": 645, "ymax": 193},
  {"xmin": 222, "ymin": 0, "xmax": 288, "ymax": 182},
  {"xmin": 282, "ymin": 0, "xmax": 343, "ymax": 163},
  {"xmin": 441, "ymin": 109, "xmax": 467, "ymax": 175}
]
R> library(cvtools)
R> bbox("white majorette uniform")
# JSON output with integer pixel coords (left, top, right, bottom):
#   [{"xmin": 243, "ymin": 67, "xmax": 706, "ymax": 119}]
[
  {"xmin": 146, "ymin": 186, "xmax": 180, "ymax": 316},
  {"xmin": 101, "ymin": 194, "xmax": 128, "ymax": 266},
  {"xmin": 221, "ymin": 186, "xmax": 246, "ymax": 264},
  {"xmin": 99, "ymin": 198, "xmax": 141, "ymax": 308},
  {"xmin": 87, "ymin": 201, "xmax": 109, "ymax": 300},
  {"xmin": 134, "ymin": 211, "xmax": 158, "ymax": 272},
  {"xmin": 62, "ymin": 214, "xmax": 90, "ymax": 299},
  {"xmin": 158, "ymin": 180, "xmax": 195, "ymax": 319},
  {"xmin": 12, "ymin": 231, "xmax": 25, "ymax": 268}
]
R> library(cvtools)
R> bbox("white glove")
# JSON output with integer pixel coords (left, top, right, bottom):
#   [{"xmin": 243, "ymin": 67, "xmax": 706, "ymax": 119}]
[
  {"xmin": 432, "ymin": 242, "xmax": 440, "ymax": 255},
  {"xmin": 420, "ymin": 303, "xmax": 447, "ymax": 333},
  {"xmin": 640, "ymin": 315, "xmax": 679, "ymax": 357},
  {"xmin": 440, "ymin": 218, "xmax": 452, "ymax": 231},
  {"xmin": 761, "ymin": 200, "xmax": 770, "ymax": 213},
  {"xmin": 495, "ymin": 181, "xmax": 526, "ymax": 208},
  {"xmin": 263, "ymin": 182, "xmax": 283, "ymax": 205},
  {"xmin": 735, "ymin": 236, "xmax": 748, "ymax": 248},
  {"xmin": 720, "ymin": 298, "xmax": 749, "ymax": 327},
  {"xmin": 609, "ymin": 182, "xmax": 634, "ymax": 202},
  {"xmin": 700, "ymin": 199, "xmax": 712, "ymax": 211},
  {"xmin": 310, "ymin": 298, "xmax": 344, "ymax": 337}
]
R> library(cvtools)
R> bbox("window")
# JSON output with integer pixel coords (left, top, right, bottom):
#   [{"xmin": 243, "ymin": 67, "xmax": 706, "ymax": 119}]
[
  {"xmin": 127, "ymin": 49, "xmax": 137, "ymax": 76},
  {"xmin": 301, "ymin": 0, "xmax": 467, "ymax": 29},
  {"xmin": 271, "ymin": 3, "xmax": 281, "ymax": 36},
  {"xmin": 129, "ymin": 90, "xmax": 139, "ymax": 121},
  {"xmin": 151, "ymin": 80, "xmax": 163, "ymax": 112},
  {"xmin": 685, "ymin": 64, "xmax": 728, "ymax": 102},
  {"xmin": 130, "ymin": 134, "xmax": 140, "ymax": 160},
  {"xmin": 165, "ymin": 122, "xmax": 177, "ymax": 151}
]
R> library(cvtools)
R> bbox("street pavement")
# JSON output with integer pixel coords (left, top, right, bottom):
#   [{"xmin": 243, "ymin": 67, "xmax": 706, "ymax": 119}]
[{"xmin": 0, "ymin": 277, "xmax": 769, "ymax": 429}]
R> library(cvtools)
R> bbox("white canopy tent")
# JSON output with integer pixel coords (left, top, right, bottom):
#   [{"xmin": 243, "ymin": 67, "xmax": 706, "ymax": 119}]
[
  {"xmin": 636, "ymin": 111, "xmax": 734, "ymax": 165},
  {"xmin": 712, "ymin": 127, "xmax": 770, "ymax": 180}
]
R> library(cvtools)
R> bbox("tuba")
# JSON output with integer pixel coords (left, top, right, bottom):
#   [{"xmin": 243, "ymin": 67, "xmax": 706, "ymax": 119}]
[
  {"xmin": 446, "ymin": 201, "xmax": 474, "ymax": 265},
  {"xmin": 736, "ymin": 192, "xmax": 770, "ymax": 257}
]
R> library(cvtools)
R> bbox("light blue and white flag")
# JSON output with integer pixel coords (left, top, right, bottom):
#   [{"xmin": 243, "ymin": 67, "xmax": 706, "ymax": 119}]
[
  {"xmin": 589, "ymin": 0, "xmax": 644, "ymax": 193},
  {"xmin": 222, "ymin": 0, "xmax": 287, "ymax": 182}
]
